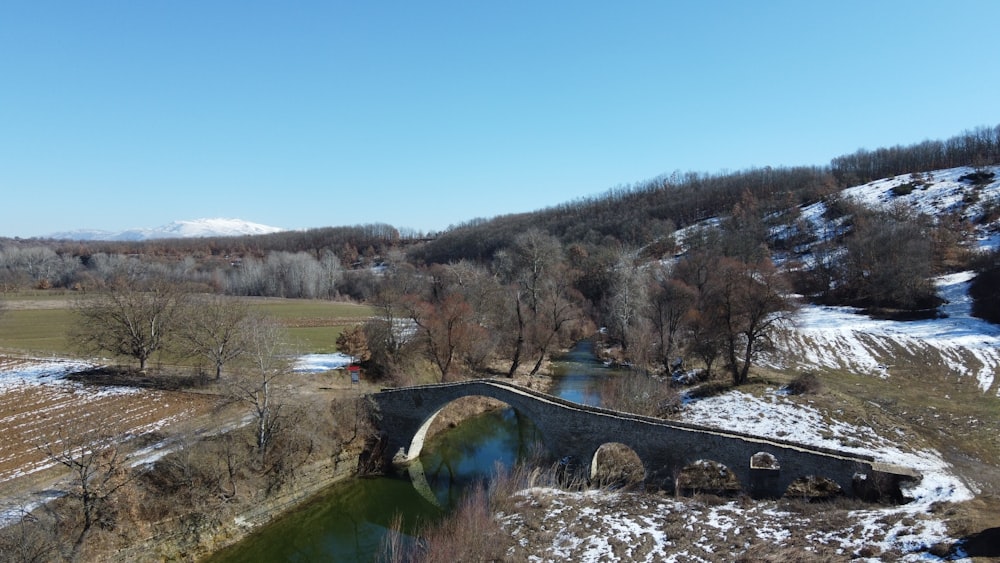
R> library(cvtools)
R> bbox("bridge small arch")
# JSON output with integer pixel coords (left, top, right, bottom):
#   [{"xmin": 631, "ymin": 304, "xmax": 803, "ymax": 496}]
[
  {"xmin": 748, "ymin": 451, "xmax": 782, "ymax": 498},
  {"xmin": 590, "ymin": 442, "xmax": 645, "ymax": 489},
  {"xmin": 750, "ymin": 451, "xmax": 780, "ymax": 470},
  {"xmin": 784, "ymin": 475, "xmax": 843, "ymax": 500},
  {"xmin": 676, "ymin": 459, "xmax": 742, "ymax": 496}
]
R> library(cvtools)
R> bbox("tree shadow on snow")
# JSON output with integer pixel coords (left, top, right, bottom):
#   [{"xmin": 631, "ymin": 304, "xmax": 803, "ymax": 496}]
[{"xmin": 956, "ymin": 527, "xmax": 1000, "ymax": 559}]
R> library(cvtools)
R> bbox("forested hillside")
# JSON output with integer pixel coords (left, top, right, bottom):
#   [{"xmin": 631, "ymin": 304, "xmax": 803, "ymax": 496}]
[
  {"xmin": 414, "ymin": 125, "xmax": 1000, "ymax": 264},
  {"xmin": 1, "ymin": 124, "xmax": 999, "ymax": 382}
]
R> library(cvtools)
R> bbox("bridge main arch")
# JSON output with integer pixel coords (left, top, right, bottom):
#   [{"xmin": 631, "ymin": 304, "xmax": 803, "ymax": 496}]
[{"xmin": 371, "ymin": 381, "xmax": 564, "ymax": 465}]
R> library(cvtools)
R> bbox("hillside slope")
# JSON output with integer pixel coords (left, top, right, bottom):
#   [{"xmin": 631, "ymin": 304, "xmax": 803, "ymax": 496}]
[{"xmin": 768, "ymin": 166, "xmax": 1000, "ymax": 395}]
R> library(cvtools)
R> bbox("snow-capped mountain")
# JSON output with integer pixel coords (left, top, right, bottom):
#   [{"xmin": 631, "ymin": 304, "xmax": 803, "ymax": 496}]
[{"xmin": 48, "ymin": 218, "xmax": 285, "ymax": 241}]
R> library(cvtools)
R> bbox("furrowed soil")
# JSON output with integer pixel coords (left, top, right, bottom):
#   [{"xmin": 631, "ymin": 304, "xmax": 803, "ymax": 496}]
[{"xmin": 0, "ymin": 357, "xmax": 229, "ymax": 520}]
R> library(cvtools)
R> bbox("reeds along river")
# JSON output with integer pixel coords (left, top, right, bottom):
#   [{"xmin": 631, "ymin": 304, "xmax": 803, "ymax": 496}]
[{"xmin": 207, "ymin": 341, "xmax": 618, "ymax": 562}]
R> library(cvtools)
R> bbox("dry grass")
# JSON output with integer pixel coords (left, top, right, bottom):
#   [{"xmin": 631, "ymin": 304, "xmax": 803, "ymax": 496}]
[
  {"xmin": 599, "ymin": 372, "xmax": 681, "ymax": 417},
  {"xmin": 591, "ymin": 443, "xmax": 644, "ymax": 489}
]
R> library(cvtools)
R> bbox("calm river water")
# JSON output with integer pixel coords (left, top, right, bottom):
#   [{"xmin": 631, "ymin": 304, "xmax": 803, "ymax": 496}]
[{"xmin": 207, "ymin": 341, "xmax": 615, "ymax": 562}]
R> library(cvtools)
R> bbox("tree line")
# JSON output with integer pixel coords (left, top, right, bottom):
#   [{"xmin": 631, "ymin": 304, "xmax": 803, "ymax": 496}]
[{"xmin": 831, "ymin": 125, "xmax": 1000, "ymax": 186}]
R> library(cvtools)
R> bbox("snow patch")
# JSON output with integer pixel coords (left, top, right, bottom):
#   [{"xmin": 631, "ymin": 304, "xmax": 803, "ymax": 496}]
[
  {"xmin": 772, "ymin": 272, "xmax": 1000, "ymax": 394},
  {"xmin": 292, "ymin": 353, "xmax": 354, "ymax": 373}
]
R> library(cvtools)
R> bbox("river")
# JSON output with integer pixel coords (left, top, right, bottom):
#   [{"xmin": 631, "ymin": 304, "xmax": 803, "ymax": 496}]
[{"xmin": 207, "ymin": 341, "xmax": 616, "ymax": 562}]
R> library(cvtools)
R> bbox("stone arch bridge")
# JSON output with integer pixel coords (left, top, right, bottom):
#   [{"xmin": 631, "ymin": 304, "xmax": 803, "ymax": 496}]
[{"xmin": 371, "ymin": 380, "xmax": 919, "ymax": 500}]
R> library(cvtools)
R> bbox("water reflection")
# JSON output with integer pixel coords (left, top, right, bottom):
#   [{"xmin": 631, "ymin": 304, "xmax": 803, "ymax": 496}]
[
  {"xmin": 207, "ymin": 474, "xmax": 439, "ymax": 563},
  {"xmin": 208, "ymin": 406, "xmax": 539, "ymax": 563},
  {"xmin": 419, "ymin": 407, "xmax": 541, "ymax": 507}
]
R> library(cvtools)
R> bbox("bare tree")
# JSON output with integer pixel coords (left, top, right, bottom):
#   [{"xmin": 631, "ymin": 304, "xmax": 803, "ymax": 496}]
[
  {"xmin": 318, "ymin": 249, "xmax": 344, "ymax": 300},
  {"xmin": 0, "ymin": 510, "xmax": 57, "ymax": 563},
  {"xmin": 439, "ymin": 261, "xmax": 506, "ymax": 371},
  {"xmin": 70, "ymin": 274, "xmax": 187, "ymax": 371},
  {"xmin": 177, "ymin": 295, "xmax": 255, "ymax": 379},
  {"xmin": 705, "ymin": 257, "xmax": 797, "ymax": 385},
  {"xmin": 494, "ymin": 230, "xmax": 563, "ymax": 376},
  {"xmin": 36, "ymin": 423, "xmax": 135, "ymax": 559},
  {"xmin": 363, "ymin": 263, "xmax": 421, "ymax": 378},
  {"xmin": 647, "ymin": 269, "xmax": 696, "ymax": 368},
  {"xmin": 840, "ymin": 204, "xmax": 937, "ymax": 310},
  {"xmin": 687, "ymin": 308, "xmax": 725, "ymax": 377},
  {"xmin": 229, "ymin": 314, "xmax": 292, "ymax": 469},
  {"xmin": 405, "ymin": 291, "xmax": 483, "ymax": 381},
  {"xmin": 526, "ymin": 269, "xmax": 584, "ymax": 375},
  {"xmin": 606, "ymin": 248, "xmax": 647, "ymax": 353}
]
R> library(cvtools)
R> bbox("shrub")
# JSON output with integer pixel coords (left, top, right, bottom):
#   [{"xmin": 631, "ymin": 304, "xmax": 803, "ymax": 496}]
[
  {"xmin": 784, "ymin": 372, "xmax": 822, "ymax": 395},
  {"xmin": 970, "ymin": 250, "xmax": 1000, "ymax": 324},
  {"xmin": 413, "ymin": 482, "xmax": 508, "ymax": 563},
  {"xmin": 600, "ymin": 374, "xmax": 681, "ymax": 418},
  {"xmin": 958, "ymin": 170, "xmax": 996, "ymax": 186}
]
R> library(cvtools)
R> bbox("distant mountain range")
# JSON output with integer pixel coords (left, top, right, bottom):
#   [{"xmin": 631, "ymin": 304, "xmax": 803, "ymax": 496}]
[{"xmin": 48, "ymin": 218, "xmax": 286, "ymax": 241}]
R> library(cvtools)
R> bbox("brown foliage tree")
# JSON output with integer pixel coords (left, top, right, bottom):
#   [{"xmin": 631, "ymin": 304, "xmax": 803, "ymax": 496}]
[
  {"xmin": 336, "ymin": 324, "xmax": 372, "ymax": 363},
  {"xmin": 703, "ymin": 257, "xmax": 796, "ymax": 385},
  {"xmin": 406, "ymin": 292, "xmax": 484, "ymax": 381}
]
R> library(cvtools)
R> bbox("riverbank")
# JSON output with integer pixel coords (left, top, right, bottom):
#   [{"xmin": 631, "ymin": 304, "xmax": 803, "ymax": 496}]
[
  {"xmin": 117, "ymin": 372, "xmax": 556, "ymax": 562},
  {"xmin": 111, "ymin": 447, "xmax": 364, "ymax": 562},
  {"xmin": 186, "ymin": 375, "xmax": 553, "ymax": 561}
]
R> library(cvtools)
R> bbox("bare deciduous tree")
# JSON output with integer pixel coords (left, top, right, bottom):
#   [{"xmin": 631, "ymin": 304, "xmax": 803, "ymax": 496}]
[
  {"xmin": 495, "ymin": 230, "xmax": 564, "ymax": 377},
  {"xmin": 70, "ymin": 273, "xmax": 187, "ymax": 371},
  {"xmin": 0, "ymin": 510, "xmax": 57, "ymax": 563},
  {"xmin": 229, "ymin": 314, "xmax": 292, "ymax": 468},
  {"xmin": 37, "ymin": 423, "xmax": 135, "ymax": 558},
  {"xmin": 178, "ymin": 295, "xmax": 255, "ymax": 379},
  {"xmin": 705, "ymin": 257, "xmax": 797, "ymax": 385},
  {"xmin": 405, "ymin": 291, "xmax": 484, "ymax": 381},
  {"xmin": 526, "ymin": 269, "xmax": 584, "ymax": 375},
  {"xmin": 647, "ymin": 269, "xmax": 696, "ymax": 368},
  {"xmin": 606, "ymin": 247, "xmax": 647, "ymax": 354}
]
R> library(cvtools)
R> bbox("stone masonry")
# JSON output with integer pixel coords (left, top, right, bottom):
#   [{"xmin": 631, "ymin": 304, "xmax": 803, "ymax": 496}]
[{"xmin": 371, "ymin": 380, "xmax": 920, "ymax": 500}]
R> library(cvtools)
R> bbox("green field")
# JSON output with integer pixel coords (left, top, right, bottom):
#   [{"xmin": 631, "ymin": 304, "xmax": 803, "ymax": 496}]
[
  {"xmin": 0, "ymin": 293, "xmax": 374, "ymax": 358},
  {"xmin": 254, "ymin": 299, "xmax": 375, "ymax": 354},
  {"xmin": 0, "ymin": 308, "xmax": 76, "ymax": 356}
]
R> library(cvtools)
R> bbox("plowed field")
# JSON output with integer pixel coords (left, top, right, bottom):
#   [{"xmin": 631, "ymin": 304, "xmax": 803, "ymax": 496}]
[{"xmin": 0, "ymin": 357, "xmax": 219, "ymax": 489}]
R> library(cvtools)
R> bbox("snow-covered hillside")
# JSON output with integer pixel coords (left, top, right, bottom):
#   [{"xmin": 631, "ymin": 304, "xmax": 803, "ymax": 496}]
[
  {"xmin": 533, "ymin": 169, "xmax": 1000, "ymax": 560},
  {"xmin": 766, "ymin": 166, "xmax": 1000, "ymax": 396},
  {"xmin": 668, "ymin": 166, "xmax": 1000, "ymax": 394},
  {"xmin": 772, "ymin": 272, "xmax": 1000, "ymax": 393},
  {"xmin": 48, "ymin": 218, "xmax": 285, "ymax": 241},
  {"xmin": 787, "ymin": 166, "xmax": 1000, "ymax": 253}
]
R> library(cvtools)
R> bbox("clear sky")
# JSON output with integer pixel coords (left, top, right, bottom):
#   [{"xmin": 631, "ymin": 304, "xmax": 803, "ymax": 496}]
[{"xmin": 2, "ymin": 1, "xmax": 999, "ymax": 238}]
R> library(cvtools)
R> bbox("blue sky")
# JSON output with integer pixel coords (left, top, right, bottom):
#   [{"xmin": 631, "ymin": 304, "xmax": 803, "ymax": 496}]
[{"xmin": 2, "ymin": 1, "xmax": 998, "ymax": 238}]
